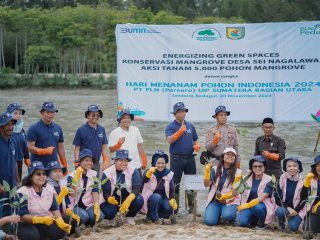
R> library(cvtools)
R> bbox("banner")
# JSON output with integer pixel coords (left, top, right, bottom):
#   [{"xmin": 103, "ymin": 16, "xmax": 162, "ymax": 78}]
[{"xmin": 115, "ymin": 22, "xmax": 320, "ymax": 121}]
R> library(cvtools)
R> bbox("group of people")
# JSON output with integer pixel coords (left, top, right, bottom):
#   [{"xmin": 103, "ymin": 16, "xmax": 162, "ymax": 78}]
[{"xmin": 0, "ymin": 100, "xmax": 319, "ymax": 240}]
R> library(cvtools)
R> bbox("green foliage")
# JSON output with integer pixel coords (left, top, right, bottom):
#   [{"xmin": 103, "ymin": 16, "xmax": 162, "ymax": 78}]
[{"xmin": 0, "ymin": 1, "xmax": 319, "ymax": 86}]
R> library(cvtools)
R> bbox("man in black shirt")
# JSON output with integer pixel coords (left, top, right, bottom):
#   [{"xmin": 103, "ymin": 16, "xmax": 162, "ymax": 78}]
[{"xmin": 255, "ymin": 117, "xmax": 286, "ymax": 179}]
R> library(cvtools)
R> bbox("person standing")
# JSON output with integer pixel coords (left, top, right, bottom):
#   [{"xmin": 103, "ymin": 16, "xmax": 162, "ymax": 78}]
[
  {"xmin": 165, "ymin": 102, "xmax": 200, "ymax": 213},
  {"xmin": 205, "ymin": 106, "xmax": 241, "ymax": 168},
  {"xmin": 7, "ymin": 103, "xmax": 30, "ymax": 183},
  {"xmin": 255, "ymin": 117, "xmax": 286, "ymax": 179},
  {"xmin": 0, "ymin": 112, "xmax": 18, "ymax": 217},
  {"xmin": 73, "ymin": 105, "xmax": 109, "ymax": 174},
  {"xmin": 109, "ymin": 108, "xmax": 147, "ymax": 172},
  {"xmin": 26, "ymin": 102, "xmax": 68, "ymax": 175}
]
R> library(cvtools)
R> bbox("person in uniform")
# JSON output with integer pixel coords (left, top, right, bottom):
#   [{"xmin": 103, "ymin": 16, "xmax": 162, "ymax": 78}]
[
  {"xmin": 27, "ymin": 102, "xmax": 68, "ymax": 175},
  {"xmin": 205, "ymin": 106, "xmax": 241, "ymax": 168},
  {"xmin": 165, "ymin": 102, "xmax": 200, "ymax": 213},
  {"xmin": 73, "ymin": 105, "xmax": 109, "ymax": 174}
]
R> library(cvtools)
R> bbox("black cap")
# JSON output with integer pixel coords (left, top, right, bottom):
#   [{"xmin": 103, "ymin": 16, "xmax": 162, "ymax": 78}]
[{"xmin": 262, "ymin": 117, "xmax": 274, "ymax": 125}]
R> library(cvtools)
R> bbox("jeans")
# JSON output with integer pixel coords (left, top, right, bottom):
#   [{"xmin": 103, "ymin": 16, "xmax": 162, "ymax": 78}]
[
  {"xmin": 74, "ymin": 206, "xmax": 105, "ymax": 226},
  {"xmin": 100, "ymin": 194, "xmax": 144, "ymax": 219},
  {"xmin": 147, "ymin": 193, "xmax": 172, "ymax": 221},
  {"xmin": 275, "ymin": 207, "xmax": 302, "ymax": 231},
  {"xmin": 204, "ymin": 201, "xmax": 237, "ymax": 226},
  {"xmin": 238, "ymin": 202, "xmax": 267, "ymax": 227},
  {"xmin": 0, "ymin": 230, "xmax": 5, "ymax": 240},
  {"xmin": 170, "ymin": 155, "xmax": 196, "ymax": 194},
  {"xmin": 17, "ymin": 222, "xmax": 65, "ymax": 240}
]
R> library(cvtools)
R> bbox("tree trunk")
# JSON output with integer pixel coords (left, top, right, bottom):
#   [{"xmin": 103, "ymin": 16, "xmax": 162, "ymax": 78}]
[{"xmin": 15, "ymin": 37, "xmax": 18, "ymax": 73}]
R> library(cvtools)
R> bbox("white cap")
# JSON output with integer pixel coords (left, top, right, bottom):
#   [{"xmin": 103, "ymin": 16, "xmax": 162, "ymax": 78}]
[{"xmin": 223, "ymin": 147, "xmax": 237, "ymax": 155}]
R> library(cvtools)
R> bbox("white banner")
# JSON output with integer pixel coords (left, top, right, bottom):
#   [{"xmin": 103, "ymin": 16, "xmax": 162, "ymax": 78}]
[{"xmin": 115, "ymin": 22, "xmax": 320, "ymax": 122}]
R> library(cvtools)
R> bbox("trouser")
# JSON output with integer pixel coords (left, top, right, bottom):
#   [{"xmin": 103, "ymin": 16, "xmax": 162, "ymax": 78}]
[
  {"xmin": 303, "ymin": 212, "xmax": 320, "ymax": 233},
  {"xmin": 74, "ymin": 206, "xmax": 105, "ymax": 226},
  {"xmin": 93, "ymin": 161, "xmax": 101, "ymax": 177},
  {"xmin": 17, "ymin": 160, "xmax": 23, "ymax": 181},
  {"xmin": 238, "ymin": 202, "xmax": 267, "ymax": 227},
  {"xmin": 170, "ymin": 154, "xmax": 196, "ymax": 209},
  {"xmin": 62, "ymin": 215, "xmax": 78, "ymax": 235},
  {"xmin": 275, "ymin": 207, "xmax": 302, "ymax": 231},
  {"xmin": 204, "ymin": 201, "xmax": 237, "ymax": 226},
  {"xmin": 100, "ymin": 194, "xmax": 144, "ymax": 219},
  {"xmin": 147, "ymin": 193, "xmax": 173, "ymax": 221},
  {"xmin": 17, "ymin": 222, "xmax": 65, "ymax": 240}
]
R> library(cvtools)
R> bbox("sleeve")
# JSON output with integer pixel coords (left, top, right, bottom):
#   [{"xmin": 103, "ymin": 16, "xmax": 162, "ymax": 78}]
[
  {"xmin": 58, "ymin": 126, "xmax": 64, "ymax": 143},
  {"xmin": 278, "ymin": 138, "xmax": 286, "ymax": 160},
  {"xmin": 210, "ymin": 168, "xmax": 216, "ymax": 182},
  {"xmin": 72, "ymin": 128, "xmax": 81, "ymax": 146},
  {"xmin": 233, "ymin": 130, "xmax": 241, "ymax": 162},
  {"xmin": 102, "ymin": 128, "xmax": 108, "ymax": 145},
  {"xmin": 192, "ymin": 124, "xmax": 199, "ymax": 141},
  {"xmin": 49, "ymin": 196, "xmax": 59, "ymax": 211},
  {"xmin": 205, "ymin": 129, "xmax": 216, "ymax": 153},
  {"xmin": 101, "ymin": 173, "xmax": 111, "ymax": 199},
  {"xmin": 263, "ymin": 181, "xmax": 273, "ymax": 197},
  {"xmin": 136, "ymin": 128, "xmax": 143, "ymax": 144},
  {"xmin": 67, "ymin": 176, "xmax": 73, "ymax": 185},
  {"xmin": 169, "ymin": 177, "xmax": 175, "ymax": 199},
  {"xmin": 165, "ymin": 124, "xmax": 174, "ymax": 138},
  {"xmin": 26, "ymin": 125, "xmax": 37, "ymax": 142},
  {"xmin": 131, "ymin": 169, "xmax": 142, "ymax": 196},
  {"xmin": 108, "ymin": 131, "xmax": 117, "ymax": 147},
  {"xmin": 298, "ymin": 185, "xmax": 309, "ymax": 210},
  {"xmin": 142, "ymin": 170, "xmax": 149, "ymax": 184},
  {"xmin": 254, "ymin": 138, "xmax": 260, "ymax": 156},
  {"xmin": 17, "ymin": 193, "xmax": 29, "ymax": 216}
]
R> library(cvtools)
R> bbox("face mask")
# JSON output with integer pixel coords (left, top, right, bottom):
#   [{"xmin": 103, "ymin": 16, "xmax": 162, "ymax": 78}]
[{"xmin": 13, "ymin": 118, "xmax": 24, "ymax": 133}]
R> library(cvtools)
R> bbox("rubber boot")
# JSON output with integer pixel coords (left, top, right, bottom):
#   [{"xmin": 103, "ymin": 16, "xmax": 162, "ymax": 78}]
[
  {"xmin": 186, "ymin": 190, "xmax": 194, "ymax": 214},
  {"xmin": 174, "ymin": 193, "xmax": 180, "ymax": 214}
]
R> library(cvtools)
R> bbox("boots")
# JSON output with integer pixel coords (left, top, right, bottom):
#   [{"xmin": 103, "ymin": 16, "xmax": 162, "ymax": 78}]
[{"xmin": 186, "ymin": 190, "xmax": 194, "ymax": 214}]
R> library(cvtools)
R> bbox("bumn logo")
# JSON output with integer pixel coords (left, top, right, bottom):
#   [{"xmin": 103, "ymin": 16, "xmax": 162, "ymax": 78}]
[{"xmin": 226, "ymin": 27, "xmax": 245, "ymax": 40}]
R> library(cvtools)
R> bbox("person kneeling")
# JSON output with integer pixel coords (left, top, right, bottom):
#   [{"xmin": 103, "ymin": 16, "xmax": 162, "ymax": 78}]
[
  {"xmin": 68, "ymin": 149, "xmax": 105, "ymax": 226},
  {"xmin": 141, "ymin": 150, "xmax": 177, "ymax": 223},
  {"xmin": 100, "ymin": 149, "xmax": 144, "ymax": 225},
  {"xmin": 237, "ymin": 156, "xmax": 275, "ymax": 228},
  {"xmin": 17, "ymin": 161, "xmax": 71, "ymax": 240},
  {"xmin": 274, "ymin": 157, "xmax": 306, "ymax": 232},
  {"xmin": 46, "ymin": 160, "xmax": 81, "ymax": 237},
  {"xmin": 203, "ymin": 148, "xmax": 242, "ymax": 226}
]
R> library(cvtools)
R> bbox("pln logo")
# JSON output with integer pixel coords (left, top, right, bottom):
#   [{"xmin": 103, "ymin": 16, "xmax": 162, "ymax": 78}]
[
  {"xmin": 226, "ymin": 27, "xmax": 245, "ymax": 40},
  {"xmin": 192, "ymin": 28, "xmax": 221, "ymax": 42},
  {"xmin": 300, "ymin": 24, "xmax": 320, "ymax": 36},
  {"xmin": 311, "ymin": 110, "xmax": 320, "ymax": 122}
]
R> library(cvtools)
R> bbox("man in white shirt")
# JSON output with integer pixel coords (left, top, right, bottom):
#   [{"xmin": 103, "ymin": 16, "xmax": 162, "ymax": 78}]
[{"xmin": 109, "ymin": 108, "xmax": 147, "ymax": 172}]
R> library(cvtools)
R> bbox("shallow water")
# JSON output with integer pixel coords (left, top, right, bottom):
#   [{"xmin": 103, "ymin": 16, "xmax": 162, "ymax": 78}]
[{"xmin": 1, "ymin": 88, "xmax": 319, "ymax": 209}]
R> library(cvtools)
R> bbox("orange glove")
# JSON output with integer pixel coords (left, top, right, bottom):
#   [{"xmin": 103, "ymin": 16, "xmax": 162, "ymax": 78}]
[
  {"xmin": 140, "ymin": 152, "xmax": 147, "ymax": 170},
  {"xmin": 193, "ymin": 143, "xmax": 201, "ymax": 152},
  {"xmin": 236, "ymin": 161, "xmax": 241, "ymax": 169},
  {"xmin": 112, "ymin": 138, "xmax": 124, "ymax": 151},
  {"xmin": 171, "ymin": 124, "xmax": 186, "ymax": 142},
  {"xmin": 102, "ymin": 155, "xmax": 109, "ymax": 170},
  {"xmin": 59, "ymin": 158, "xmax": 68, "ymax": 176},
  {"xmin": 212, "ymin": 131, "xmax": 221, "ymax": 145},
  {"xmin": 24, "ymin": 159, "xmax": 31, "ymax": 167},
  {"xmin": 262, "ymin": 151, "xmax": 279, "ymax": 161},
  {"xmin": 36, "ymin": 147, "xmax": 55, "ymax": 156}
]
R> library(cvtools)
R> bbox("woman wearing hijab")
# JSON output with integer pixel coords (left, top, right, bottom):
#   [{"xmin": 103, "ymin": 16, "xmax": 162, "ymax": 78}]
[
  {"xmin": 274, "ymin": 157, "xmax": 306, "ymax": 231},
  {"xmin": 141, "ymin": 150, "xmax": 177, "ymax": 223}
]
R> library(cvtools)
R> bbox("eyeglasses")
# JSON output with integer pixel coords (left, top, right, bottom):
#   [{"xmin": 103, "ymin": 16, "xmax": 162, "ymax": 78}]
[
  {"xmin": 35, "ymin": 171, "xmax": 47, "ymax": 176},
  {"xmin": 252, "ymin": 165, "xmax": 264, "ymax": 169}
]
